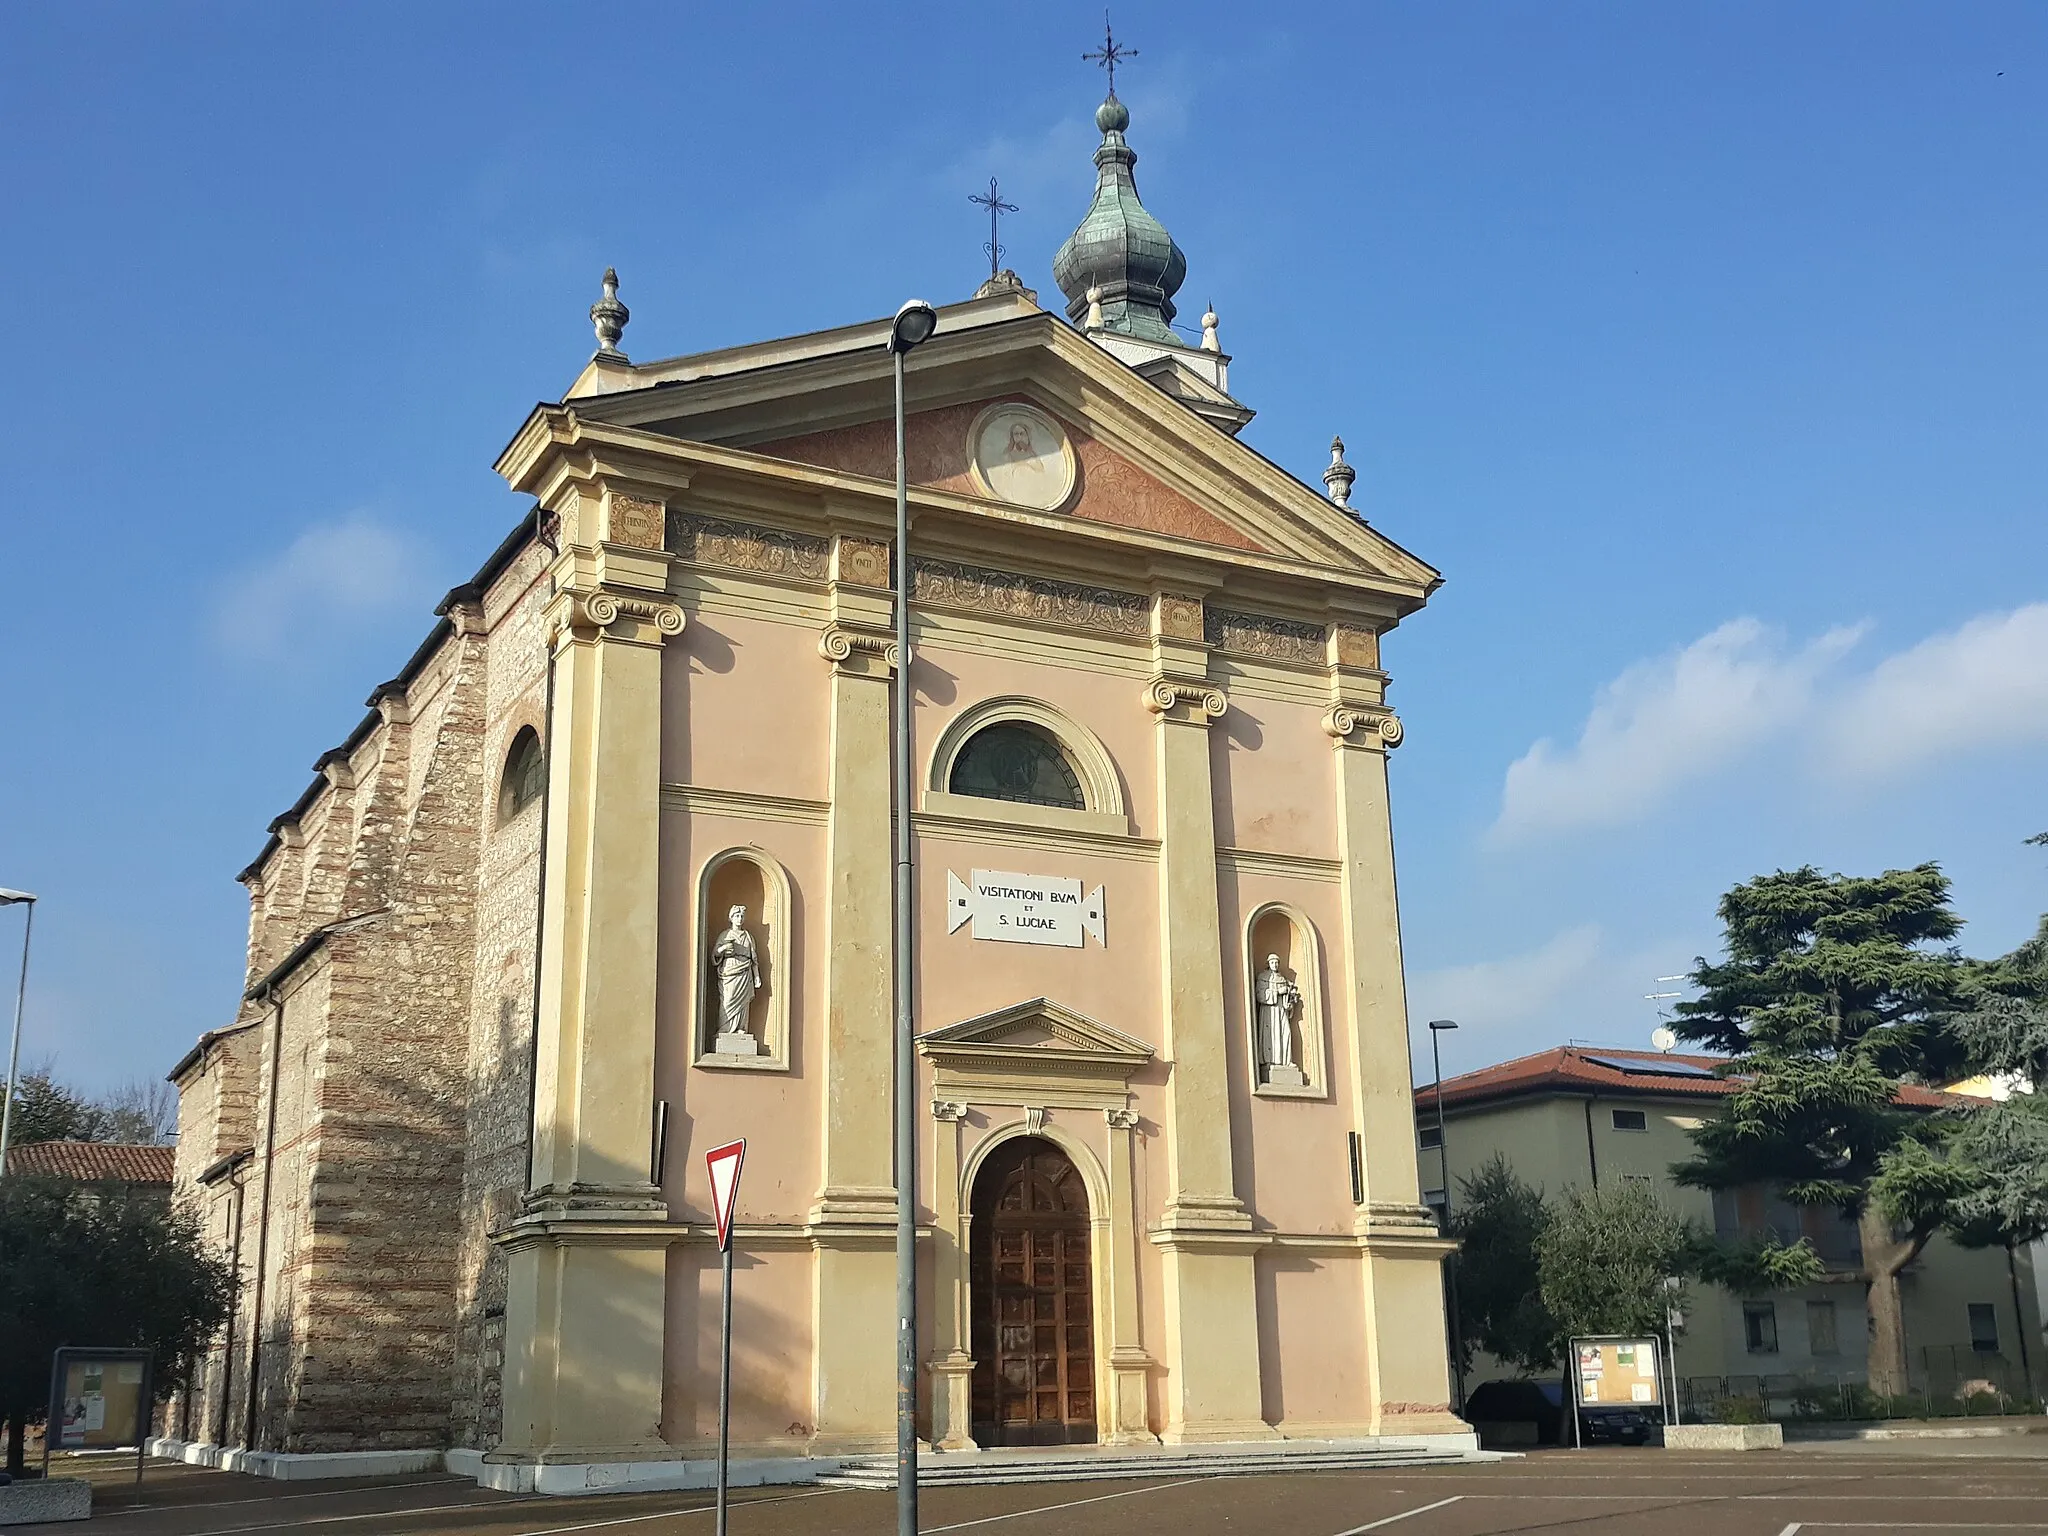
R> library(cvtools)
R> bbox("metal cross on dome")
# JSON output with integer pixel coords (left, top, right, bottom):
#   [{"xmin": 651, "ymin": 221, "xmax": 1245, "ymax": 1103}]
[
  {"xmin": 1083, "ymin": 12, "xmax": 1137, "ymax": 97},
  {"xmin": 969, "ymin": 177, "xmax": 1018, "ymax": 281}
]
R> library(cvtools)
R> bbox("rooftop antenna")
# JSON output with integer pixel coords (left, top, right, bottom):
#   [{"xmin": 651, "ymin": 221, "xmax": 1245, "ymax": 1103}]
[
  {"xmin": 969, "ymin": 177, "xmax": 1019, "ymax": 282},
  {"xmin": 1645, "ymin": 974, "xmax": 1688, "ymax": 1052},
  {"xmin": 1082, "ymin": 10, "xmax": 1138, "ymax": 97}
]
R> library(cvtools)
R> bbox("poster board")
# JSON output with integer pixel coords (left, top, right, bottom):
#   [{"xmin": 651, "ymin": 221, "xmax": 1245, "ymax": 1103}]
[
  {"xmin": 46, "ymin": 1348, "xmax": 153, "ymax": 1478},
  {"xmin": 1570, "ymin": 1336, "xmax": 1663, "ymax": 1407}
]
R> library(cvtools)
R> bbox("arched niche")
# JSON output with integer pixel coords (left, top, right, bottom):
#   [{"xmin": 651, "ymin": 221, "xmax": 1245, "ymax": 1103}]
[
  {"xmin": 1246, "ymin": 903, "xmax": 1326, "ymax": 1099},
  {"xmin": 923, "ymin": 696, "xmax": 1128, "ymax": 836},
  {"xmin": 692, "ymin": 849, "xmax": 792, "ymax": 1072}
]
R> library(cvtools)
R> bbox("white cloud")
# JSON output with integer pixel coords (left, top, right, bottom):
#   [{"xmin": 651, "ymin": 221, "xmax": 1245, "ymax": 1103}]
[
  {"xmin": 1493, "ymin": 618, "xmax": 1865, "ymax": 841},
  {"xmin": 1408, "ymin": 924, "xmax": 1606, "ymax": 1031},
  {"xmin": 1824, "ymin": 603, "xmax": 2048, "ymax": 781},
  {"xmin": 210, "ymin": 515, "xmax": 428, "ymax": 659}
]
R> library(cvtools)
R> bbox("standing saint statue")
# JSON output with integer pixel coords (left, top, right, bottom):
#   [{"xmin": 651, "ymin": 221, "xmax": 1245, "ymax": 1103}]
[
  {"xmin": 1254, "ymin": 953, "xmax": 1305, "ymax": 1086},
  {"xmin": 710, "ymin": 904, "xmax": 763, "ymax": 1056}
]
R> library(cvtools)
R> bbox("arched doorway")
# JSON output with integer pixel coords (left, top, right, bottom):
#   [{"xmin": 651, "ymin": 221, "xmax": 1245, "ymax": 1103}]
[{"xmin": 969, "ymin": 1136, "xmax": 1098, "ymax": 1446}]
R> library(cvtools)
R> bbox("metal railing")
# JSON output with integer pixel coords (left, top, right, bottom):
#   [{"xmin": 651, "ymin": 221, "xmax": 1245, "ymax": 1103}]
[{"xmin": 1680, "ymin": 1354, "xmax": 2039, "ymax": 1423}]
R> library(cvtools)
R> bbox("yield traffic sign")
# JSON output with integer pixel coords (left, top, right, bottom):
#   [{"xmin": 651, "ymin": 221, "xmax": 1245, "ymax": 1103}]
[{"xmin": 706, "ymin": 1139, "xmax": 746, "ymax": 1251}]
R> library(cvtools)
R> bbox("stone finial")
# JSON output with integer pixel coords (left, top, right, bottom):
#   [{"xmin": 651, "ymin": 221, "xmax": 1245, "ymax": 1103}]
[
  {"xmin": 1084, "ymin": 284, "xmax": 1105, "ymax": 330},
  {"xmin": 1201, "ymin": 302, "xmax": 1220, "ymax": 353},
  {"xmin": 590, "ymin": 267, "xmax": 630, "ymax": 360},
  {"xmin": 1323, "ymin": 435, "xmax": 1357, "ymax": 508}
]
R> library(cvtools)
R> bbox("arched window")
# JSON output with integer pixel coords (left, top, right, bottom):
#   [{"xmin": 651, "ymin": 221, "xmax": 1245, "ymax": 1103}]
[
  {"xmin": 947, "ymin": 723, "xmax": 1085, "ymax": 810},
  {"xmin": 498, "ymin": 727, "xmax": 546, "ymax": 823}
]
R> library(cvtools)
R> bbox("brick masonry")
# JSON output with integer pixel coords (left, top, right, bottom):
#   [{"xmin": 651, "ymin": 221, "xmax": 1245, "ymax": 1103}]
[{"xmin": 168, "ymin": 535, "xmax": 550, "ymax": 1455}]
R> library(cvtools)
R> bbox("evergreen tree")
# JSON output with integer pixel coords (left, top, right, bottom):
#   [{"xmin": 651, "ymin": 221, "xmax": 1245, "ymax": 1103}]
[
  {"xmin": 1451, "ymin": 1156, "xmax": 1559, "ymax": 1373},
  {"xmin": 1536, "ymin": 1181, "xmax": 1693, "ymax": 1342},
  {"xmin": 0, "ymin": 1177, "xmax": 233, "ymax": 1475},
  {"xmin": 1672, "ymin": 864, "xmax": 1976, "ymax": 1392}
]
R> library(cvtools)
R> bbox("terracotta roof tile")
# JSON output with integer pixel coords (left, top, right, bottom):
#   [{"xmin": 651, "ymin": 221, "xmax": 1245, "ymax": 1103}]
[
  {"xmin": 1414, "ymin": 1046, "xmax": 1964, "ymax": 1114},
  {"xmin": 5, "ymin": 1141, "xmax": 175, "ymax": 1184}
]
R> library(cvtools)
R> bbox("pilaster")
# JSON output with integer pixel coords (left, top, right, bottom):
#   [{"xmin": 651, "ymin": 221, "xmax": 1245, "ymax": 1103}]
[
  {"xmin": 497, "ymin": 482, "xmax": 684, "ymax": 1466},
  {"xmin": 808, "ymin": 533, "xmax": 900, "ymax": 1453},
  {"xmin": 1325, "ymin": 626, "xmax": 1460, "ymax": 1434},
  {"xmin": 927, "ymin": 1100, "xmax": 976, "ymax": 1451},
  {"xmin": 1144, "ymin": 591, "xmax": 1271, "ymax": 1443},
  {"xmin": 1103, "ymin": 1108, "xmax": 1157, "ymax": 1444}
]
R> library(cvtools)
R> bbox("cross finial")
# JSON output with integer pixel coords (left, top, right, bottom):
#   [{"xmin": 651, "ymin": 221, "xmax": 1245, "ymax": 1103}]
[
  {"xmin": 968, "ymin": 176, "xmax": 1019, "ymax": 282},
  {"xmin": 1082, "ymin": 11, "xmax": 1137, "ymax": 97}
]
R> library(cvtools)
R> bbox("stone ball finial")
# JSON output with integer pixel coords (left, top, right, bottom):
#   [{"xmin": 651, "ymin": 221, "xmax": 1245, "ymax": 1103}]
[
  {"xmin": 1085, "ymin": 284, "xmax": 1105, "ymax": 330},
  {"xmin": 1096, "ymin": 95, "xmax": 1130, "ymax": 134},
  {"xmin": 1323, "ymin": 435, "xmax": 1357, "ymax": 508},
  {"xmin": 1201, "ymin": 302, "xmax": 1220, "ymax": 353},
  {"xmin": 590, "ymin": 267, "xmax": 630, "ymax": 360}
]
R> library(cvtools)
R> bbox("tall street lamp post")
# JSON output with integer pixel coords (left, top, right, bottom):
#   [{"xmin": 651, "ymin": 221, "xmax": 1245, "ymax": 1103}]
[
  {"xmin": 1427, "ymin": 1018, "xmax": 1464, "ymax": 1413},
  {"xmin": 0, "ymin": 889, "xmax": 38, "ymax": 1178},
  {"xmin": 886, "ymin": 299, "xmax": 938, "ymax": 1536}
]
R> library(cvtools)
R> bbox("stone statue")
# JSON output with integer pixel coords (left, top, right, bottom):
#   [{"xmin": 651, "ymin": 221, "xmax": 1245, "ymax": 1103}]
[
  {"xmin": 710, "ymin": 904, "xmax": 762, "ymax": 1056},
  {"xmin": 1255, "ymin": 954, "xmax": 1305, "ymax": 1087}
]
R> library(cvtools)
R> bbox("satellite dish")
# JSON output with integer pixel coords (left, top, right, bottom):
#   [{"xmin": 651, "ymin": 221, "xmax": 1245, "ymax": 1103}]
[{"xmin": 1651, "ymin": 1026, "xmax": 1678, "ymax": 1053}]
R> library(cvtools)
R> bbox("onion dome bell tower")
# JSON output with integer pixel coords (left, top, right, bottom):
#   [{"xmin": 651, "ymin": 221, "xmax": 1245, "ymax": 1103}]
[
  {"xmin": 1053, "ymin": 95, "xmax": 1187, "ymax": 343},
  {"xmin": 1054, "ymin": 92, "xmax": 1252, "ymax": 434}
]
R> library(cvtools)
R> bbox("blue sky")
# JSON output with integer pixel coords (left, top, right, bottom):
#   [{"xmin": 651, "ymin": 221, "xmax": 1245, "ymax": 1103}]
[{"xmin": 1, "ymin": 2, "xmax": 2042, "ymax": 1096}]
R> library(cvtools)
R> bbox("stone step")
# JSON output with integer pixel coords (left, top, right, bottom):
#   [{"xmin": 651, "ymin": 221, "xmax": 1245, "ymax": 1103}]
[{"xmin": 817, "ymin": 1444, "xmax": 1480, "ymax": 1489}]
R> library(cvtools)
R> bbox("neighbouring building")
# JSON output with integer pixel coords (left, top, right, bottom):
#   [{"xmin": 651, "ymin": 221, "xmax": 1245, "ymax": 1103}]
[
  {"xmin": 4, "ymin": 1139, "xmax": 174, "ymax": 1197},
  {"xmin": 1415, "ymin": 1046, "xmax": 2044, "ymax": 1405},
  {"xmin": 164, "ymin": 84, "xmax": 1466, "ymax": 1490}
]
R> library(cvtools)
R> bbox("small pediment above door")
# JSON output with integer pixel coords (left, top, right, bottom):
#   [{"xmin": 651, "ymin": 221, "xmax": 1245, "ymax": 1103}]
[{"xmin": 920, "ymin": 998, "xmax": 1152, "ymax": 1104}]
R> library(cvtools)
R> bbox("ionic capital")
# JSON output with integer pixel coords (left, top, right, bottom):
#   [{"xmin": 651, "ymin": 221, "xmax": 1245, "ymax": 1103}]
[
  {"xmin": 1144, "ymin": 676, "xmax": 1227, "ymax": 723},
  {"xmin": 553, "ymin": 588, "xmax": 685, "ymax": 646},
  {"xmin": 1323, "ymin": 704, "xmax": 1403, "ymax": 749},
  {"xmin": 1105, "ymin": 1108, "xmax": 1140, "ymax": 1132},
  {"xmin": 818, "ymin": 623, "xmax": 900, "ymax": 675},
  {"xmin": 930, "ymin": 1100, "xmax": 968, "ymax": 1123}
]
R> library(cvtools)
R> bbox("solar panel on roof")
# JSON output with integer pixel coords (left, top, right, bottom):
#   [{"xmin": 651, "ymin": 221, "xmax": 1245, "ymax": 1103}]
[{"xmin": 1581, "ymin": 1053, "xmax": 1718, "ymax": 1079}]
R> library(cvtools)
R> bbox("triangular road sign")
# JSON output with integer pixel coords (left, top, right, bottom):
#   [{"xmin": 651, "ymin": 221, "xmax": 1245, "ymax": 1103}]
[{"xmin": 706, "ymin": 1138, "xmax": 746, "ymax": 1251}]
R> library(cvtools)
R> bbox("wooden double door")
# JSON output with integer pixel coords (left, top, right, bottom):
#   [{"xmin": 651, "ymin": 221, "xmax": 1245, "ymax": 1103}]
[{"xmin": 968, "ymin": 1137, "xmax": 1098, "ymax": 1446}]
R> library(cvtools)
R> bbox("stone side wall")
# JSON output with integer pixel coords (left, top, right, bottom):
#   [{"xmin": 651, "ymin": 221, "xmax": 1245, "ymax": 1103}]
[
  {"xmin": 166, "ymin": 528, "xmax": 546, "ymax": 1455},
  {"xmin": 450, "ymin": 544, "xmax": 549, "ymax": 1451}
]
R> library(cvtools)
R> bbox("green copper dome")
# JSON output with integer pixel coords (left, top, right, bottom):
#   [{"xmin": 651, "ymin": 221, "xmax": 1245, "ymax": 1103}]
[{"xmin": 1053, "ymin": 94, "xmax": 1187, "ymax": 344}]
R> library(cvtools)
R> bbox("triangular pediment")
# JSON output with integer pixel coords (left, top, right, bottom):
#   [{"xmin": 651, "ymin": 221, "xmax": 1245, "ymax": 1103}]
[
  {"xmin": 920, "ymin": 997, "xmax": 1152, "ymax": 1080},
  {"xmin": 518, "ymin": 292, "xmax": 1440, "ymax": 606}
]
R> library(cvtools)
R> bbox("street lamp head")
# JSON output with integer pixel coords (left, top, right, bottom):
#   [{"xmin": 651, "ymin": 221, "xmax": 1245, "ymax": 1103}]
[
  {"xmin": 887, "ymin": 299, "xmax": 939, "ymax": 354},
  {"xmin": 1427, "ymin": 1018, "xmax": 1458, "ymax": 1032},
  {"xmin": 0, "ymin": 890, "xmax": 34, "ymax": 906}
]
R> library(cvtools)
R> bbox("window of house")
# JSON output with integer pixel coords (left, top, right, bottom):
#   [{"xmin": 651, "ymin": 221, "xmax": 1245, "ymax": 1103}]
[
  {"xmin": 1743, "ymin": 1301, "xmax": 1779, "ymax": 1354},
  {"xmin": 1611, "ymin": 1108, "xmax": 1648, "ymax": 1132},
  {"xmin": 1807, "ymin": 1299, "xmax": 1839, "ymax": 1355},
  {"xmin": 499, "ymin": 726, "xmax": 546, "ymax": 822},
  {"xmin": 1418, "ymin": 1125, "xmax": 1442, "ymax": 1150},
  {"xmin": 1969, "ymin": 1302, "xmax": 2000, "ymax": 1354},
  {"xmin": 947, "ymin": 723, "xmax": 1085, "ymax": 810}
]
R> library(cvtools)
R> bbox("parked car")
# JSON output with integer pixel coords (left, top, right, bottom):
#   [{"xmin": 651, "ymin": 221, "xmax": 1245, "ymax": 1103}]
[{"xmin": 1463, "ymin": 1378, "xmax": 1663, "ymax": 1447}]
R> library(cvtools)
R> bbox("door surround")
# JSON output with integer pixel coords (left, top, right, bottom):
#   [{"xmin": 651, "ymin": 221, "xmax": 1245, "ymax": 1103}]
[{"xmin": 921, "ymin": 998, "xmax": 1158, "ymax": 1447}]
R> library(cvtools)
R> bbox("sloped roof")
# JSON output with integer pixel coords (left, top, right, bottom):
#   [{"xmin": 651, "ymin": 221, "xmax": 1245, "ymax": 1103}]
[
  {"xmin": 1413, "ymin": 1045, "xmax": 1958, "ymax": 1114},
  {"xmin": 6, "ymin": 1140, "xmax": 175, "ymax": 1184}
]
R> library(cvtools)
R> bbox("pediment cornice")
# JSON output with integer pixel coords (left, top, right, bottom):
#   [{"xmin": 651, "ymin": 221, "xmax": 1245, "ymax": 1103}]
[{"xmin": 919, "ymin": 997, "xmax": 1152, "ymax": 1086}]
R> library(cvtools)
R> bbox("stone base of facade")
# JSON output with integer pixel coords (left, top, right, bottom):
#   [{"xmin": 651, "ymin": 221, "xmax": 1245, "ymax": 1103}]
[
  {"xmin": 146, "ymin": 1439, "xmax": 446, "ymax": 1479},
  {"xmin": 460, "ymin": 1447, "xmax": 842, "ymax": 1495}
]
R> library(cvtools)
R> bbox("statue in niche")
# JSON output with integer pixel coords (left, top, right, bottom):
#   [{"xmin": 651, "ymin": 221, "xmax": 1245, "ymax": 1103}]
[
  {"xmin": 709, "ymin": 904, "xmax": 763, "ymax": 1056},
  {"xmin": 1255, "ymin": 953, "xmax": 1306, "ymax": 1087}
]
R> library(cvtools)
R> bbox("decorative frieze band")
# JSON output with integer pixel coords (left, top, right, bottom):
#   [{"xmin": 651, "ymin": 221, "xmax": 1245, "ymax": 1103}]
[
  {"xmin": 1205, "ymin": 607, "xmax": 1326, "ymax": 664},
  {"xmin": 914, "ymin": 558, "xmax": 1148, "ymax": 635},
  {"xmin": 667, "ymin": 512, "xmax": 830, "ymax": 580}
]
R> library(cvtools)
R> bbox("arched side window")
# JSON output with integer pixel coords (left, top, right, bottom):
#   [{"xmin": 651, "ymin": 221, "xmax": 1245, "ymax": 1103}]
[
  {"xmin": 1245, "ymin": 903, "xmax": 1327, "ymax": 1099},
  {"xmin": 498, "ymin": 726, "xmax": 546, "ymax": 823},
  {"xmin": 925, "ymin": 697, "xmax": 1128, "ymax": 833},
  {"xmin": 948, "ymin": 724, "xmax": 1085, "ymax": 810}
]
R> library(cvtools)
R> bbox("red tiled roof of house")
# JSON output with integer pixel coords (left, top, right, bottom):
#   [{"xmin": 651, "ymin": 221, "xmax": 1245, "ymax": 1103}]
[
  {"xmin": 1413, "ymin": 1045, "xmax": 1960, "ymax": 1114},
  {"xmin": 5, "ymin": 1140, "xmax": 175, "ymax": 1184}
]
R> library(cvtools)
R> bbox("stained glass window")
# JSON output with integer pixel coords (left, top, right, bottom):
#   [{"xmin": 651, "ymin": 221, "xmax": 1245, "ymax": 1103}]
[{"xmin": 949, "ymin": 724, "xmax": 1085, "ymax": 810}]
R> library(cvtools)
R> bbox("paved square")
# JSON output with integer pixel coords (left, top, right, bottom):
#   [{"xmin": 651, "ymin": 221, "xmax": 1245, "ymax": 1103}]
[{"xmin": 43, "ymin": 1443, "xmax": 2048, "ymax": 1536}]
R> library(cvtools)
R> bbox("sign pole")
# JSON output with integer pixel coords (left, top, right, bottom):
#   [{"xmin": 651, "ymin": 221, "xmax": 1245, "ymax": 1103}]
[
  {"xmin": 716, "ymin": 1233, "xmax": 734, "ymax": 1536},
  {"xmin": 705, "ymin": 1139, "xmax": 746, "ymax": 1536}
]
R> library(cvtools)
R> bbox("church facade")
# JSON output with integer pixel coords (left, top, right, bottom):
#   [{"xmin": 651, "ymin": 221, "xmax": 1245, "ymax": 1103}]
[{"xmin": 166, "ymin": 91, "xmax": 1461, "ymax": 1487}]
